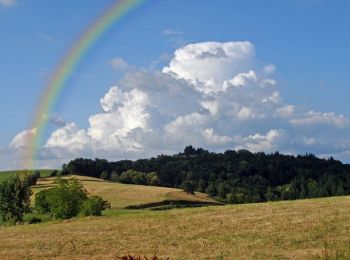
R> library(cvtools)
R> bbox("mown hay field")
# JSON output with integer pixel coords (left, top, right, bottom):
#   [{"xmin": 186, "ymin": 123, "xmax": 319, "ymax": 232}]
[
  {"xmin": 32, "ymin": 175, "xmax": 217, "ymax": 209},
  {"xmin": 0, "ymin": 195, "xmax": 349, "ymax": 259}
]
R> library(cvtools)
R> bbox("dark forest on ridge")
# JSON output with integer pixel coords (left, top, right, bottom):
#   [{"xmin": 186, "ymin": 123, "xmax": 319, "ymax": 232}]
[{"xmin": 61, "ymin": 146, "xmax": 350, "ymax": 204}]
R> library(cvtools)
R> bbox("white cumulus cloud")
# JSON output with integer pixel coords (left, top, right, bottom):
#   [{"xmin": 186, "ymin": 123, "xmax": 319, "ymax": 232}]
[{"xmin": 9, "ymin": 40, "xmax": 350, "ymax": 168}]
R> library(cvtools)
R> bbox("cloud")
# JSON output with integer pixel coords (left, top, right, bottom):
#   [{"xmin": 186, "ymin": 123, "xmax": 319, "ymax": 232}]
[
  {"xmin": 9, "ymin": 40, "xmax": 350, "ymax": 168},
  {"xmin": 47, "ymin": 113, "xmax": 67, "ymax": 127},
  {"xmin": 234, "ymin": 129, "xmax": 289, "ymax": 152},
  {"xmin": 163, "ymin": 41, "xmax": 256, "ymax": 94},
  {"xmin": 162, "ymin": 28, "xmax": 185, "ymax": 47},
  {"xmin": 110, "ymin": 57, "xmax": 129, "ymax": 71},
  {"xmin": 10, "ymin": 128, "xmax": 36, "ymax": 150},
  {"xmin": 0, "ymin": 0, "xmax": 17, "ymax": 7},
  {"xmin": 289, "ymin": 111, "xmax": 345, "ymax": 127}
]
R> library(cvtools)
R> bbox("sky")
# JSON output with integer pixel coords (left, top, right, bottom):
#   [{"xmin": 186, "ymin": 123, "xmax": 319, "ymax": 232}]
[{"xmin": 1, "ymin": 0, "xmax": 350, "ymax": 170}]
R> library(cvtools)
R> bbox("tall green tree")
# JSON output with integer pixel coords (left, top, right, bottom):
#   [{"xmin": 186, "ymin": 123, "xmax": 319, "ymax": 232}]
[{"xmin": 0, "ymin": 176, "xmax": 31, "ymax": 224}]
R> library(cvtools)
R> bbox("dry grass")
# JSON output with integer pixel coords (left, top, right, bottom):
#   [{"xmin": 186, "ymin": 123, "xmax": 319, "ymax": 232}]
[
  {"xmin": 32, "ymin": 175, "xmax": 216, "ymax": 208},
  {"xmin": 1, "ymin": 196, "xmax": 349, "ymax": 259}
]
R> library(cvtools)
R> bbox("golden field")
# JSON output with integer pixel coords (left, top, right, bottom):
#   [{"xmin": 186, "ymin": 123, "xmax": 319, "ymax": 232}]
[{"xmin": 0, "ymin": 194, "xmax": 349, "ymax": 259}]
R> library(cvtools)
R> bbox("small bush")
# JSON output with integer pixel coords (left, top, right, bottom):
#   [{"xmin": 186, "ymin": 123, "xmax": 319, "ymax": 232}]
[
  {"xmin": 100, "ymin": 171, "xmax": 109, "ymax": 180},
  {"xmin": 23, "ymin": 174, "xmax": 38, "ymax": 187},
  {"xmin": 80, "ymin": 195, "xmax": 111, "ymax": 216},
  {"xmin": 35, "ymin": 189, "xmax": 51, "ymax": 214},
  {"xmin": 34, "ymin": 178, "xmax": 111, "ymax": 219},
  {"xmin": 34, "ymin": 178, "xmax": 88, "ymax": 219},
  {"xmin": 28, "ymin": 216, "xmax": 42, "ymax": 224},
  {"xmin": 34, "ymin": 171, "xmax": 41, "ymax": 179},
  {"xmin": 110, "ymin": 171, "xmax": 120, "ymax": 182}
]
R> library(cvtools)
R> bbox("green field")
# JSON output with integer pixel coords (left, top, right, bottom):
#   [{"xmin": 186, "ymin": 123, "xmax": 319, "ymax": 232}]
[
  {"xmin": 0, "ymin": 169, "xmax": 55, "ymax": 181},
  {"xmin": 0, "ymin": 175, "xmax": 349, "ymax": 259}
]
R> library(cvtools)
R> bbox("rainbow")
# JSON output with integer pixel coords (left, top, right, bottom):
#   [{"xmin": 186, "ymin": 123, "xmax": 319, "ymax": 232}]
[{"xmin": 23, "ymin": 0, "xmax": 145, "ymax": 169}]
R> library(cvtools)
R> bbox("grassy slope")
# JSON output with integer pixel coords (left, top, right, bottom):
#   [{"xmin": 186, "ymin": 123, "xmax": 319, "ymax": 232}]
[
  {"xmin": 0, "ymin": 169, "xmax": 54, "ymax": 181},
  {"xmin": 32, "ymin": 175, "xmax": 218, "ymax": 209},
  {"xmin": 0, "ymin": 196, "xmax": 349, "ymax": 259}
]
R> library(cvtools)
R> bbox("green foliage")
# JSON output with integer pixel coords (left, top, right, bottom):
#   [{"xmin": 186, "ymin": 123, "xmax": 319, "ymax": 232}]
[
  {"xmin": 181, "ymin": 180, "xmax": 196, "ymax": 194},
  {"xmin": 35, "ymin": 178, "xmax": 111, "ymax": 219},
  {"xmin": 35, "ymin": 178, "xmax": 88, "ymax": 219},
  {"xmin": 34, "ymin": 189, "xmax": 51, "ymax": 214},
  {"xmin": 100, "ymin": 171, "xmax": 109, "ymax": 180},
  {"xmin": 80, "ymin": 195, "xmax": 111, "ymax": 216},
  {"xmin": 23, "ymin": 173, "xmax": 38, "ymax": 187},
  {"xmin": 63, "ymin": 146, "xmax": 350, "ymax": 204},
  {"xmin": 0, "ymin": 175, "xmax": 32, "ymax": 224},
  {"xmin": 28, "ymin": 216, "xmax": 42, "ymax": 224},
  {"xmin": 146, "ymin": 172, "xmax": 161, "ymax": 186},
  {"xmin": 110, "ymin": 171, "xmax": 120, "ymax": 182}
]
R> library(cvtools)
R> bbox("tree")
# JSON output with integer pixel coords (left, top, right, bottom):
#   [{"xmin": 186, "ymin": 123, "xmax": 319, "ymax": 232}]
[
  {"xmin": 146, "ymin": 172, "xmax": 161, "ymax": 186},
  {"xmin": 182, "ymin": 180, "xmax": 195, "ymax": 194},
  {"xmin": 110, "ymin": 171, "xmax": 120, "ymax": 182},
  {"xmin": 80, "ymin": 195, "xmax": 111, "ymax": 216},
  {"xmin": 35, "ymin": 178, "xmax": 88, "ymax": 219},
  {"xmin": 100, "ymin": 171, "xmax": 109, "ymax": 180},
  {"xmin": 23, "ymin": 173, "xmax": 38, "ymax": 187},
  {"xmin": 206, "ymin": 182, "xmax": 217, "ymax": 197},
  {"xmin": 0, "ymin": 176, "xmax": 31, "ymax": 224},
  {"xmin": 184, "ymin": 145, "xmax": 196, "ymax": 156}
]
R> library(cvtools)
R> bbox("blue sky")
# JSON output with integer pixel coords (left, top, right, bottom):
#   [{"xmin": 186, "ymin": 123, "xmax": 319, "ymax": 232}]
[{"xmin": 1, "ymin": 0, "xmax": 350, "ymax": 169}]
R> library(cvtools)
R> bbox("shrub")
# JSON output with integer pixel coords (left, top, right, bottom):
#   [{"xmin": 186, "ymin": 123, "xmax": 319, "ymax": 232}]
[
  {"xmin": 110, "ymin": 171, "xmax": 120, "ymax": 182},
  {"xmin": 34, "ymin": 178, "xmax": 111, "ymax": 219},
  {"xmin": 23, "ymin": 173, "xmax": 38, "ymax": 187},
  {"xmin": 182, "ymin": 180, "xmax": 196, "ymax": 194},
  {"xmin": 80, "ymin": 195, "xmax": 111, "ymax": 216},
  {"xmin": 50, "ymin": 170, "xmax": 58, "ymax": 177},
  {"xmin": 34, "ymin": 171, "xmax": 41, "ymax": 179},
  {"xmin": 0, "ymin": 176, "xmax": 32, "ymax": 224},
  {"xmin": 100, "ymin": 171, "xmax": 109, "ymax": 180},
  {"xmin": 35, "ymin": 178, "xmax": 87, "ymax": 219},
  {"xmin": 28, "ymin": 216, "xmax": 42, "ymax": 224},
  {"xmin": 34, "ymin": 189, "xmax": 51, "ymax": 214},
  {"xmin": 146, "ymin": 172, "xmax": 161, "ymax": 186}
]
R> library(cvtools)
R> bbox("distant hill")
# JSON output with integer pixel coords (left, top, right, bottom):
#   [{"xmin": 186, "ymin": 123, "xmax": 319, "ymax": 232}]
[
  {"xmin": 32, "ymin": 175, "xmax": 221, "ymax": 209},
  {"xmin": 0, "ymin": 169, "xmax": 55, "ymax": 181},
  {"xmin": 62, "ymin": 146, "xmax": 350, "ymax": 204}
]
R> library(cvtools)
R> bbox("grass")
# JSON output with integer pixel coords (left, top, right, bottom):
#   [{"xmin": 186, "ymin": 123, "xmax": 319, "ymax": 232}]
[
  {"xmin": 0, "ymin": 196, "xmax": 349, "ymax": 259},
  {"xmin": 0, "ymin": 169, "xmax": 55, "ymax": 181},
  {"xmin": 32, "ymin": 175, "xmax": 218, "ymax": 209}
]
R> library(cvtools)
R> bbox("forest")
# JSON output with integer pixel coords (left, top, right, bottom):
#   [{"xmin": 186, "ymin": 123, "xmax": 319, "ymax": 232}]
[{"xmin": 61, "ymin": 146, "xmax": 350, "ymax": 204}]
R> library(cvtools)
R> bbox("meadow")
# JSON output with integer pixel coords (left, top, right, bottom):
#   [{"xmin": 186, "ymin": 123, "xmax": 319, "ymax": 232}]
[
  {"xmin": 32, "ymin": 175, "xmax": 219, "ymax": 209},
  {"xmin": 0, "ymin": 175, "xmax": 349, "ymax": 259},
  {"xmin": 0, "ymin": 170, "xmax": 54, "ymax": 181}
]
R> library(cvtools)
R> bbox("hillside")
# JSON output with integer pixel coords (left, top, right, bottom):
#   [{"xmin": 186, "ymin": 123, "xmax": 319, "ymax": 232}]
[
  {"xmin": 0, "ymin": 196, "xmax": 349, "ymax": 259},
  {"xmin": 32, "ymin": 175, "xmax": 220, "ymax": 209},
  {"xmin": 63, "ymin": 148, "xmax": 350, "ymax": 205},
  {"xmin": 0, "ymin": 169, "xmax": 54, "ymax": 181}
]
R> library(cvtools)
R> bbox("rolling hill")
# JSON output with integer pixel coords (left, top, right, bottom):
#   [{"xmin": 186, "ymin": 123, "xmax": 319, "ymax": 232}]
[
  {"xmin": 32, "ymin": 175, "xmax": 221, "ymax": 209},
  {"xmin": 0, "ymin": 195, "xmax": 349, "ymax": 259},
  {"xmin": 0, "ymin": 169, "xmax": 54, "ymax": 181}
]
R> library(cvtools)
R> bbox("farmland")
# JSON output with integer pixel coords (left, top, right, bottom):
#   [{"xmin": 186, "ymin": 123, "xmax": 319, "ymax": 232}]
[{"xmin": 0, "ymin": 175, "xmax": 349, "ymax": 259}]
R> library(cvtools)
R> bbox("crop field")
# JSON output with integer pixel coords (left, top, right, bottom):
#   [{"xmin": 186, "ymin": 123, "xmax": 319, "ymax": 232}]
[
  {"xmin": 0, "ymin": 191, "xmax": 349, "ymax": 259},
  {"xmin": 32, "ymin": 175, "xmax": 219, "ymax": 209}
]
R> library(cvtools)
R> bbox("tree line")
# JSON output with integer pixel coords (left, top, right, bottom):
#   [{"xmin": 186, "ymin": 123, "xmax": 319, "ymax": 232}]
[{"xmin": 62, "ymin": 146, "xmax": 350, "ymax": 204}]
